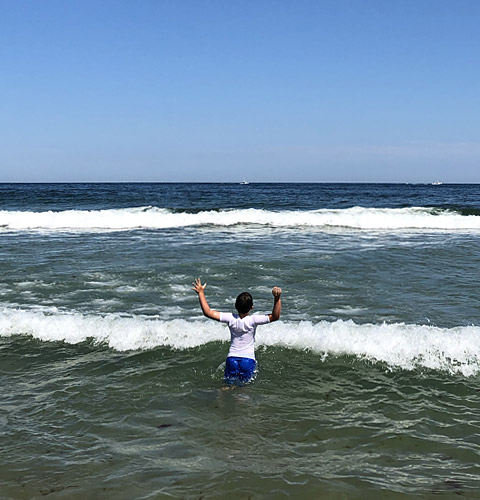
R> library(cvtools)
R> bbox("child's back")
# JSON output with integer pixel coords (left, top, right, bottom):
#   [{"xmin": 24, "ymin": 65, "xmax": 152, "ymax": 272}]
[{"xmin": 192, "ymin": 279, "xmax": 282, "ymax": 384}]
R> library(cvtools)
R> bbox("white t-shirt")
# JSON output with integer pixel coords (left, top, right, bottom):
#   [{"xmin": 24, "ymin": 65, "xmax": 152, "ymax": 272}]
[{"xmin": 219, "ymin": 312, "xmax": 270, "ymax": 360}]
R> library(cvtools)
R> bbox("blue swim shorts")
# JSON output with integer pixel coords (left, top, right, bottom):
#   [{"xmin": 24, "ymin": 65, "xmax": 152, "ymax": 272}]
[{"xmin": 224, "ymin": 357, "xmax": 256, "ymax": 384}]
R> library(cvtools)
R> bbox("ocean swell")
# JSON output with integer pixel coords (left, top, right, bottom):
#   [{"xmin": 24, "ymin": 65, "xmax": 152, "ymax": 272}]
[
  {"xmin": 1, "ymin": 307, "xmax": 480, "ymax": 376},
  {"xmin": 1, "ymin": 206, "xmax": 480, "ymax": 232}
]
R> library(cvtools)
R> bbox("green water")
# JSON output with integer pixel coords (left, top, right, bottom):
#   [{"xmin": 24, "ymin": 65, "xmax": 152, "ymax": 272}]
[
  {"xmin": 2, "ymin": 337, "xmax": 480, "ymax": 499},
  {"xmin": 2, "ymin": 183, "xmax": 480, "ymax": 498}
]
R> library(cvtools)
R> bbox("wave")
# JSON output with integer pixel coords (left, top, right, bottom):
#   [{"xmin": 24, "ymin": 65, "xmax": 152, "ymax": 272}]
[
  {"xmin": 1, "ymin": 206, "xmax": 480, "ymax": 232},
  {"xmin": 2, "ymin": 307, "xmax": 480, "ymax": 376}
]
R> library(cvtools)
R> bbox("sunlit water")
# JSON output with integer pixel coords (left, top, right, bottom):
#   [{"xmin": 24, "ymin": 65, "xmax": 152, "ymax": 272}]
[{"xmin": 1, "ymin": 183, "xmax": 480, "ymax": 499}]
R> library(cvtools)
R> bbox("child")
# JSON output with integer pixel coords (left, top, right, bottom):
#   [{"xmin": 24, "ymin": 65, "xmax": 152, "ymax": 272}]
[{"xmin": 192, "ymin": 278, "xmax": 282, "ymax": 385}]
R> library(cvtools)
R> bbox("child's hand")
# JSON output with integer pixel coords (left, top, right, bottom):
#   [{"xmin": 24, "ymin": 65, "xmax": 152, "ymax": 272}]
[
  {"xmin": 192, "ymin": 278, "xmax": 207, "ymax": 294},
  {"xmin": 272, "ymin": 286, "xmax": 282, "ymax": 298}
]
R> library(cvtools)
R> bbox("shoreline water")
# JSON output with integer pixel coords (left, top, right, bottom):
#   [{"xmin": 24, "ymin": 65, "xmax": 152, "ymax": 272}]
[{"xmin": 1, "ymin": 182, "xmax": 480, "ymax": 498}]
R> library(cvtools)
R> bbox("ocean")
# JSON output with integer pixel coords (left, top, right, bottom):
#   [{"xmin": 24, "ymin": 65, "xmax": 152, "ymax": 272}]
[{"xmin": 1, "ymin": 182, "xmax": 480, "ymax": 499}]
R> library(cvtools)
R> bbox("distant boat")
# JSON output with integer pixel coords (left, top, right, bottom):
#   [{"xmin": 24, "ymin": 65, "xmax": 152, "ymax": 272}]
[
  {"xmin": 431, "ymin": 181, "xmax": 443, "ymax": 185},
  {"xmin": 240, "ymin": 180, "xmax": 249, "ymax": 185}
]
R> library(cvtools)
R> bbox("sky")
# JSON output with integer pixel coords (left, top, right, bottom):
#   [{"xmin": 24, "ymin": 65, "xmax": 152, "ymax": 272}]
[{"xmin": 1, "ymin": 0, "xmax": 479, "ymax": 183}]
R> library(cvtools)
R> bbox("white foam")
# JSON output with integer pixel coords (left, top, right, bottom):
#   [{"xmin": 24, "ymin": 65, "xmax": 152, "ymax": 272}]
[
  {"xmin": 0, "ymin": 307, "xmax": 225, "ymax": 350},
  {"xmin": 1, "ymin": 307, "xmax": 480, "ymax": 376},
  {"xmin": 331, "ymin": 306, "xmax": 368, "ymax": 314},
  {"xmin": 259, "ymin": 320, "xmax": 480, "ymax": 376},
  {"xmin": 0, "ymin": 206, "xmax": 479, "ymax": 232}
]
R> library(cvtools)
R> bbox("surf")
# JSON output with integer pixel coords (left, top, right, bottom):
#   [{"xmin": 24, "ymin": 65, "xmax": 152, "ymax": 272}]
[
  {"xmin": 1, "ymin": 206, "xmax": 480, "ymax": 232},
  {"xmin": 2, "ymin": 307, "xmax": 480, "ymax": 376}
]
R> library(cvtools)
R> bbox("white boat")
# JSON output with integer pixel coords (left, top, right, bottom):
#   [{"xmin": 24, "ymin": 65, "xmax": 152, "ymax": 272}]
[
  {"xmin": 240, "ymin": 180, "xmax": 249, "ymax": 185},
  {"xmin": 431, "ymin": 181, "xmax": 443, "ymax": 185}
]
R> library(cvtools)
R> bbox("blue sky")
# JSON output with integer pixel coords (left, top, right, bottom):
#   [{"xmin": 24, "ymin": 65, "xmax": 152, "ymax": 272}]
[{"xmin": 1, "ymin": 0, "xmax": 479, "ymax": 182}]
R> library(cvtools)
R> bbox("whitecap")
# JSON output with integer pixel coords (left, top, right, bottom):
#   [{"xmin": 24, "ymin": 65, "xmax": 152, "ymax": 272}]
[
  {"xmin": 0, "ymin": 206, "xmax": 479, "ymax": 233},
  {"xmin": 1, "ymin": 307, "xmax": 480, "ymax": 376}
]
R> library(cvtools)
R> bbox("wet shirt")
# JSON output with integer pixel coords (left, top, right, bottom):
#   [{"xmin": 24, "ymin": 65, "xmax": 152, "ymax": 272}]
[{"xmin": 219, "ymin": 312, "xmax": 270, "ymax": 360}]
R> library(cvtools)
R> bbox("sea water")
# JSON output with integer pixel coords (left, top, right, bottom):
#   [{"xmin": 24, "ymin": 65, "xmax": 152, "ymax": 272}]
[{"xmin": 1, "ymin": 183, "xmax": 480, "ymax": 499}]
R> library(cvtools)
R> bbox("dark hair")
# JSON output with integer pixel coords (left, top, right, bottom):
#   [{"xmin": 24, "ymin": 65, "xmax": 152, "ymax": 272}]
[{"xmin": 235, "ymin": 292, "xmax": 253, "ymax": 314}]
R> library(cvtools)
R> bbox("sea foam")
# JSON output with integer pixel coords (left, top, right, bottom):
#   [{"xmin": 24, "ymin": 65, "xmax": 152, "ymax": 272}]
[
  {"xmin": 0, "ymin": 206, "xmax": 479, "ymax": 232},
  {"xmin": 1, "ymin": 307, "xmax": 479, "ymax": 376}
]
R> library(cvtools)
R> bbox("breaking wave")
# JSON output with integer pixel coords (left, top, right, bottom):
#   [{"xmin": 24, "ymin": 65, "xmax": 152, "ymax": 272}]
[
  {"xmin": 2, "ymin": 307, "xmax": 480, "ymax": 376},
  {"xmin": 1, "ymin": 206, "xmax": 480, "ymax": 232}
]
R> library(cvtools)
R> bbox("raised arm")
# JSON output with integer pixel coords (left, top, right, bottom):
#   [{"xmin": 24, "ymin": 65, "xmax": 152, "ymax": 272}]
[
  {"xmin": 268, "ymin": 286, "xmax": 282, "ymax": 322},
  {"xmin": 192, "ymin": 278, "xmax": 221, "ymax": 321}
]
